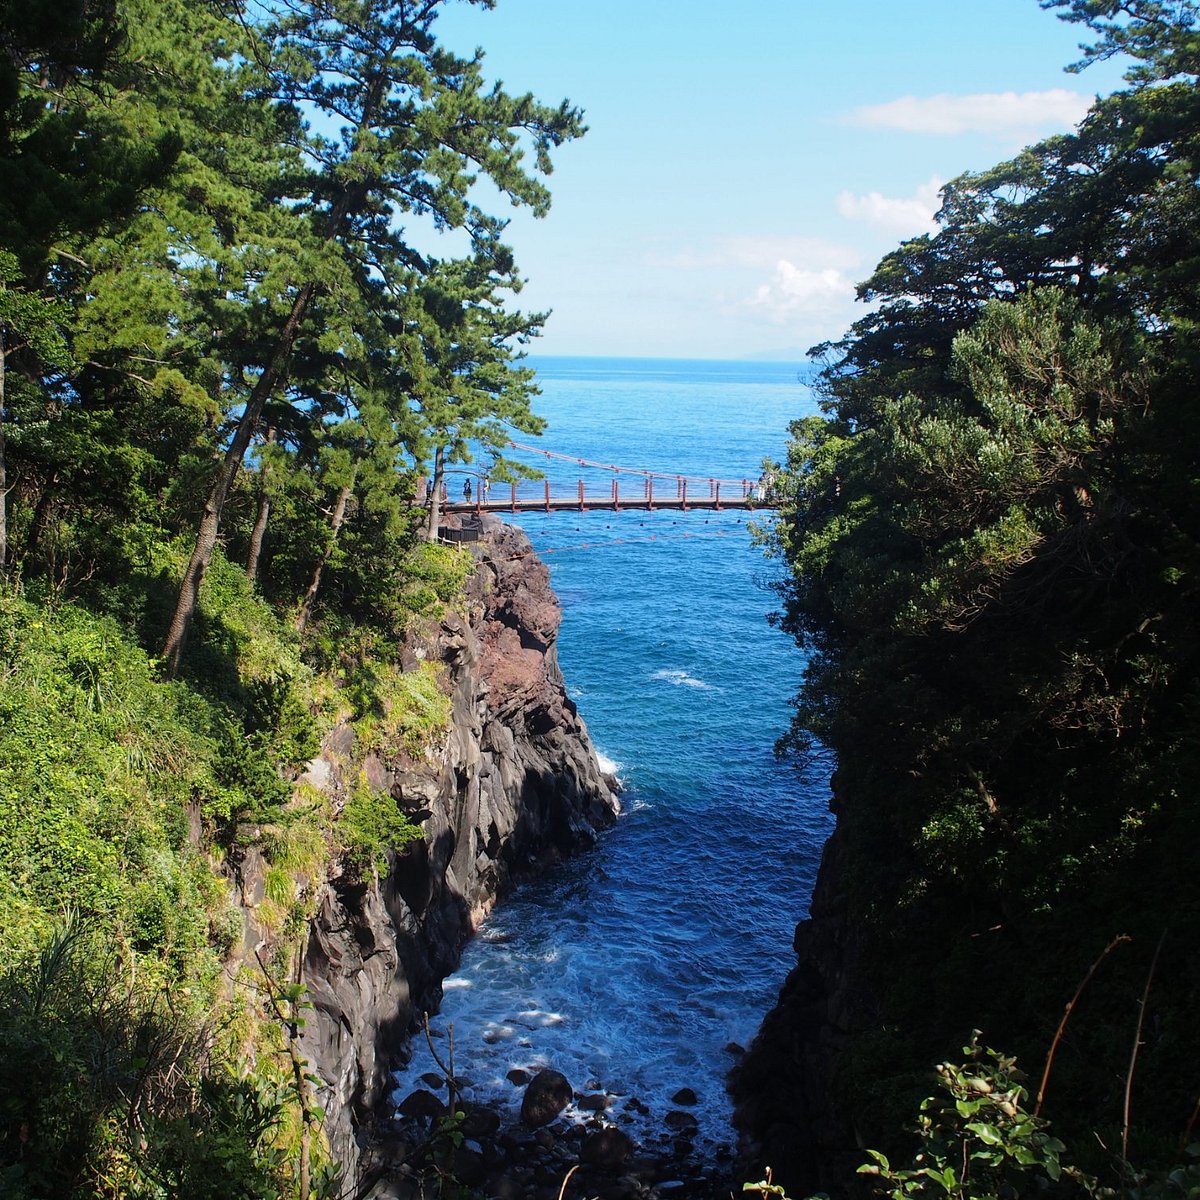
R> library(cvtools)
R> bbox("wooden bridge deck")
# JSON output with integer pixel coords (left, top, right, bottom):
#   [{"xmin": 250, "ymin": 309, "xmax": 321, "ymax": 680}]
[
  {"xmin": 424, "ymin": 440, "xmax": 780, "ymax": 522},
  {"xmin": 441, "ymin": 495, "xmax": 773, "ymax": 515},
  {"xmin": 428, "ymin": 472, "xmax": 778, "ymax": 517}
]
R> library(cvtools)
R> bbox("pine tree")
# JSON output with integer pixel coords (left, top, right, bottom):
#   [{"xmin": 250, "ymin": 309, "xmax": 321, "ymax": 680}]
[{"xmin": 161, "ymin": 0, "xmax": 584, "ymax": 672}]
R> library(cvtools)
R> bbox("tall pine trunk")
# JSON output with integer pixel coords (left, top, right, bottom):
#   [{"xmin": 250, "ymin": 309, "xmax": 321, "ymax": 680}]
[
  {"xmin": 424, "ymin": 445, "xmax": 444, "ymax": 541},
  {"xmin": 162, "ymin": 169, "xmax": 370, "ymax": 674},
  {"xmin": 22, "ymin": 469, "xmax": 58, "ymax": 568},
  {"xmin": 161, "ymin": 282, "xmax": 315, "ymax": 674},
  {"xmin": 295, "ymin": 465, "xmax": 356, "ymax": 633},
  {"xmin": 245, "ymin": 425, "xmax": 277, "ymax": 585}
]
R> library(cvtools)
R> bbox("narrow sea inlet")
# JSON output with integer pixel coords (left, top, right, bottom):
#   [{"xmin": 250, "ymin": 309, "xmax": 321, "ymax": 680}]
[{"xmin": 395, "ymin": 357, "xmax": 834, "ymax": 1150}]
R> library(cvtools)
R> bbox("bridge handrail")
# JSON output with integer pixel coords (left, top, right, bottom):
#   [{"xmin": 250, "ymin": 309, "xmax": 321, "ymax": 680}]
[{"xmin": 419, "ymin": 473, "xmax": 779, "ymax": 513}]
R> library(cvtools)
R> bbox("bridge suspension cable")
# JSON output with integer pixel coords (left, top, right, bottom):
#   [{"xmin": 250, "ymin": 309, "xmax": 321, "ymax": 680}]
[{"xmin": 504, "ymin": 439, "xmax": 756, "ymax": 487}]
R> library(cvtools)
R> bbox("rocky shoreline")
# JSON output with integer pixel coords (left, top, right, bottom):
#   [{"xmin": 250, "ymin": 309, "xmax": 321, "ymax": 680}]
[
  {"xmin": 288, "ymin": 518, "xmax": 622, "ymax": 1190},
  {"xmin": 376, "ymin": 1064, "xmax": 736, "ymax": 1200},
  {"xmin": 260, "ymin": 515, "xmax": 801, "ymax": 1199}
]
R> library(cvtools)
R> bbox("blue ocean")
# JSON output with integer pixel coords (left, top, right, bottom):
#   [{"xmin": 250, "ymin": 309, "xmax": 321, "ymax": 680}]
[{"xmin": 395, "ymin": 356, "xmax": 834, "ymax": 1152}]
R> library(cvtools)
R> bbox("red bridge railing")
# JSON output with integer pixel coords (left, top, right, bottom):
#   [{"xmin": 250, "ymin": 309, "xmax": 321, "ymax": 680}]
[{"xmin": 416, "ymin": 474, "xmax": 776, "ymax": 515}]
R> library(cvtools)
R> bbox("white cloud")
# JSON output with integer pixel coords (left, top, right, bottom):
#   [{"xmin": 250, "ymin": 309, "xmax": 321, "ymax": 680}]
[
  {"xmin": 636, "ymin": 234, "xmax": 865, "ymax": 349},
  {"xmin": 845, "ymin": 88, "xmax": 1093, "ymax": 137},
  {"xmin": 646, "ymin": 235, "xmax": 860, "ymax": 273},
  {"xmin": 837, "ymin": 175, "xmax": 943, "ymax": 237},
  {"xmin": 743, "ymin": 260, "xmax": 856, "ymax": 325}
]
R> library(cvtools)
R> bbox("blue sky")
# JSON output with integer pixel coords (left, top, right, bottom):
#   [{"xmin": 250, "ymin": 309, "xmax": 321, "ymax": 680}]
[{"xmin": 429, "ymin": 0, "xmax": 1130, "ymax": 361}]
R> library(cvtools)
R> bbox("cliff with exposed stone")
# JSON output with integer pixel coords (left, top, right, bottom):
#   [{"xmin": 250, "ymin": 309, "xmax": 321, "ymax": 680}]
[
  {"xmin": 730, "ymin": 780, "xmax": 868, "ymax": 1197},
  {"xmin": 293, "ymin": 519, "xmax": 618, "ymax": 1187}
]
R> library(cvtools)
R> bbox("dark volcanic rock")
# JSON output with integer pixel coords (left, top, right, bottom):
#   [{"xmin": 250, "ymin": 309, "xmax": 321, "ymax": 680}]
[
  {"xmin": 664, "ymin": 1110, "xmax": 699, "ymax": 1132},
  {"xmin": 670, "ymin": 1087, "xmax": 698, "ymax": 1106},
  {"xmin": 521, "ymin": 1069, "xmax": 573, "ymax": 1128},
  {"xmin": 294, "ymin": 521, "xmax": 618, "ymax": 1187},
  {"xmin": 396, "ymin": 1089, "xmax": 444, "ymax": 1120},
  {"xmin": 730, "ymin": 819, "xmax": 867, "ymax": 1197},
  {"xmin": 451, "ymin": 1145, "xmax": 487, "ymax": 1187},
  {"xmin": 580, "ymin": 1126, "xmax": 635, "ymax": 1167},
  {"xmin": 460, "ymin": 1106, "xmax": 502, "ymax": 1139}
]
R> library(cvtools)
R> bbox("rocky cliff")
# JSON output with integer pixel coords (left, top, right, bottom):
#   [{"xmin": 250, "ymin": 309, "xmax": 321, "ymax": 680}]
[
  {"xmin": 295, "ymin": 519, "xmax": 618, "ymax": 1187},
  {"xmin": 730, "ymin": 786, "xmax": 867, "ymax": 1197}
]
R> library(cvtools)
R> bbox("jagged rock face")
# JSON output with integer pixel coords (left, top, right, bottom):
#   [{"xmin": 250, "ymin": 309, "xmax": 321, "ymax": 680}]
[
  {"xmin": 730, "ymin": 799, "xmax": 869, "ymax": 1197},
  {"xmin": 299, "ymin": 521, "xmax": 618, "ymax": 1183}
]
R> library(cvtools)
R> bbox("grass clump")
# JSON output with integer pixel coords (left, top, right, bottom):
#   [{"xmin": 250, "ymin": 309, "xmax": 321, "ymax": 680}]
[
  {"xmin": 0, "ymin": 592, "xmax": 227, "ymax": 972},
  {"xmin": 352, "ymin": 658, "xmax": 452, "ymax": 759}
]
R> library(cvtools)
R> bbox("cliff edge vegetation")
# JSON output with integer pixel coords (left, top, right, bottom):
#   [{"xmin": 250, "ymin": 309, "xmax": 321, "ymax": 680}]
[
  {"xmin": 0, "ymin": 1, "xmax": 591, "ymax": 1195},
  {"xmin": 741, "ymin": 1, "xmax": 1200, "ymax": 1193}
]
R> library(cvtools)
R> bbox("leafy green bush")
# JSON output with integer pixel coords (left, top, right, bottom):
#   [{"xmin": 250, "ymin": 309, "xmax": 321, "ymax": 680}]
[
  {"xmin": 0, "ymin": 593, "xmax": 227, "ymax": 967},
  {"xmin": 0, "ymin": 919, "xmax": 302, "ymax": 1200},
  {"xmin": 397, "ymin": 541, "xmax": 475, "ymax": 616},
  {"xmin": 338, "ymin": 773, "xmax": 423, "ymax": 875},
  {"xmin": 857, "ymin": 1035, "xmax": 1075, "ymax": 1200},
  {"xmin": 746, "ymin": 1038, "xmax": 1200, "ymax": 1200}
]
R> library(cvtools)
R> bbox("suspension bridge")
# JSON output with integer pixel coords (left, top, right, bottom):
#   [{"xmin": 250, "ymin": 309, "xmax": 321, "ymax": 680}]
[{"xmin": 422, "ymin": 440, "xmax": 780, "ymax": 517}]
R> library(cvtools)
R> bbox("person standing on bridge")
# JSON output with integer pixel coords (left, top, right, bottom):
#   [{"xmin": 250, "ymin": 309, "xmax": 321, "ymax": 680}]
[
  {"xmin": 463, "ymin": 478, "xmax": 472, "ymax": 502},
  {"xmin": 482, "ymin": 476, "xmax": 490, "ymax": 503}
]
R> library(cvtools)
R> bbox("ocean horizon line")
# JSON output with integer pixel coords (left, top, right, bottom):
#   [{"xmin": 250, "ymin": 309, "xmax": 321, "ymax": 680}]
[{"xmin": 527, "ymin": 351, "xmax": 810, "ymax": 365}]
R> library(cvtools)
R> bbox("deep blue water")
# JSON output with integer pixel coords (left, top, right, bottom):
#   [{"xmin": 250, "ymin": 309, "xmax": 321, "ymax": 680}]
[{"xmin": 395, "ymin": 356, "xmax": 834, "ymax": 1152}]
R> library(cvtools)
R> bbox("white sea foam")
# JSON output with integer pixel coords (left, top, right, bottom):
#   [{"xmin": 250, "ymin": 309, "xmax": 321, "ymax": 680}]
[
  {"xmin": 596, "ymin": 751, "xmax": 621, "ymax": 776},
  {"xmin": 651, "ymin": 667, "xmax": 715, "ymax": 690},
  {"xmin": 512, "ymin": 1009, "xmax": 566, "ymax": 1027},
  {"xmin": 481, "ymin": 1023, "xmax": 517, "ymax": 1042},
  {"xmin": 442, "ymin": 977, "xmax": 473, "ymax": 990}
]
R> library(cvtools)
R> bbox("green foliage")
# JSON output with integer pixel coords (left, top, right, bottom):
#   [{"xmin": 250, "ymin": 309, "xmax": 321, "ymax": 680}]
[
  {"xmin": 0, "ymin": 918, "xmax": 294, "ymax": 1200},
  {"xmin": 0, "ymin": 251, "xmax": 71, "ymax": 369},
  {"xmin": 351, "ymin": 659, "xmax": 453, "ymax": 759},
  {"xmin": 0, "ymin": 0, "xmax": 565, "ymax": 1190},
  {"xmin": 338, "ymin": 772, "xmax": 423, "ymax": 876},
  {"xmin": 398, "ymin": 542, "xmax": 476, "ymax": 617},
  {"xmin": 0, "ymin": 591, "xmax": 228, "ymax": 966},
  {"xmin": 1044, "ymin": 1, "xmax": 1200, "ymax": 83},
  {"xmin": 757, "ymin": 1039, "xmax": 1200, "ymax": 1200},
  {"xmin": 859, "ymin": 1036, "xmax": 1073, "ymax": 1200},
  {"xmin": 765, "ymin": 0, "xmax": 1200, "ymax": 1174}
]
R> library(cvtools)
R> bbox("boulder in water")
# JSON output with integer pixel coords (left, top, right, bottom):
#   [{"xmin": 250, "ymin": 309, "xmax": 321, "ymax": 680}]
[
  {"xmin": 460, "ymin": 1107, "xmax": 501, "ymax": 1139},
  {"xmin": 580, "ymin": 1126, "xmax": 635, "ymax": 1167},
  {"xmin": 521, "ymin": 1068, "xmax": 573, "ymax": 1127},
  {"xmin": 397, "ymin": 1089, "xmax": 445, "ymax": 1119},
  {"xmin": 664, "ymin": 1109, "xmax": 699, "ymax": 1132},
  {"xmin": 670, "ymin": 1086, "xmax": 698, "ymax": 1106}
]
